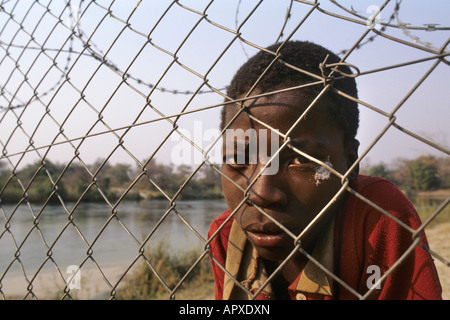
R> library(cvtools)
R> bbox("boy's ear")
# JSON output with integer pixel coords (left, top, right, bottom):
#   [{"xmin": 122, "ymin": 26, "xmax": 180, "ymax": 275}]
[{"xmin": 346, "ymin": 139, "xmax": 360, "ymax": 181}]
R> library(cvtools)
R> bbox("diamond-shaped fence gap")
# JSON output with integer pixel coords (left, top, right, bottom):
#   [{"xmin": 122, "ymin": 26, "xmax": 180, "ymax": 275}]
[
  {"xmin": 11, "ymin": 160, "xmax": 60, "ymax": 205},
  {"xmin": 114, "ymin": 242, "xmax": 214, "ymax": 300},
  {"xmin": 48, "ymin": 31, "xmax": 78, "ymax": 66},
  {"xmin": 121, "ymin": 41, "xmax": 180, "ymax": 95},
  {"xmin": 356, "ymin": 108, "xmax": 400, "ymax": 162},
  {"xmin": 233, "ymin": 0, "xmax": 304, "ymax": 47},
  {"xmin": 112, "ymin": 250, "xmax": 172, "ymax": 300},
  {"xmin": 0, "ymin": 127, "xmax": 34, "ymax": 164},
  {"xmin": 0, "ymin": 3, "xmax": 14, "ymax": 28},
  {"xmin": 57, "ymin": 254, "xmax": 120, "ymax": 300},
  {"xmin": 62, "ymin": 54, "xmax": 105, "ymax": 97},
  {"xmin": 68, "ymin": 157, "xmax": 119, "ymax": 204},
  {"xmin": 42, "ymin": 0, "xmax": 69, "ymax": 19},
  {"xmin": 138, "ymin": 156, "xmax": 185, "ymax": 201},
  {"xmin": 391, "ymin": 62, "xmax": 450, "ymax": 136},
  {"xmin": 72, "ymin": 127, "xmax": 126, "ymax": 169},
  {"xmin": 23, "ymin": 53, "xmax": 64, "ymax": 94},
  {"xmin": 64, "ymin": 201, "xmax": 117, "ymax": 252},
  {"xmin": 81, "ymin": 148, "xmax": 141, "ymax": 201},
  {"xmin": 37, "ymin": 215, "xmax": 87, "ymax": 269},
  {"xmin": 11, "ymin": 267, "xmax": 68, "ymax": 299},
  {"xmin": 168, "ymin": 111, "xmax": 222, "ymax": 167},
  {"xmin": 197, "ymin": 40, "xmax": 254, "ymax": 93},
  {"xmin": 146, "ymin": 2, "xmax": 208, "ymax": 56},
  {"xmin": 54, "ymin": 157, "xmax": 97, "ymax": 206},
  {"xmin": 140, "ymin": 233, "xmax": 196, "ymax": 292},
  {"xmin": 7, "ymin": 218, "xmax": 51, "ymax": 275},
  {"xmin": 177, "ymin": 85, "xmax": 225, "ymax": 115},
  {"xmin": 92, "ymin": 30, "xmax": 148, "ymax": 79},
  {"xmin": 78, "ymin": 14, "xmax": 138, "ymax": 58},
  {"xmin": 174, "ymin": 19, "xmax": 240, "ymax": 78},
  {"xmin": 175, "ymin": 90, "xmax": 224, "ymax": 127},
  {"xmin": 0, "ymin": 22, "xmax": 20, "ymax": 50},
  {"xmin": 146, "ymin": 69, "xmax": 209, "ymax": 115},
  {"xmin": 84, "ymin": 80, "xmax": 147, "ymax": 133},
  {"xmin": 3, "ymin": 2, "xmax": 41, "ymax": 33},
  {"xmin": 168, "ymin": 249, "xmax": 215, "ymax": 300},
  {"xmin": 48, "ymin": 95, "xmax": 97, "ymax": 144},
  {"xmin": 0, "ymin": 41, "xmax": 40, "ymax": 81},
  {"xmin": 119, "ymin": 121, "xmax": 177, "ymax": 171},
  {"xmin": 26, "ymin": 8, "xmax": 64, "ymax": 49},
  {"xmin": 0, "ymin": 6, "xmax": 35, "ymax": 38},
  {"xmin": 124, "ymin": 0, "xmax": 174, "ymax": 37},
  {"xmin": 0, "ymin": 109, "xmax": 22, "ymax": 146},
  {"xmin": 158, "ymin": 162, "xmax": 224, "ymax": 233},
  {"xmin": 69, "ymin": 4, "xmax": 118, "ymax": 48},
  {"xmin": 24, "ymin": 66, "xmax": 71, "ymax": 111},
  {"xmin": 0, "ymin": 205, "xmax": 23, "ymax": 268},
  {"xmin": 0, "ymin": 65, "xmax": 29, "ymax": 102},
  {"xmin": 0, "ymin": 265, "xmax": 34, "ymax": 299},
  {"xmin": 132, "ymin": 166, "xmax": 171, "ymax": 202},
  {"xmin": 170, "ymin": 198, "xmax": 226, "ymax": 247},
  {"xmin": 135, "ymin": 225, "xmax": 214, "ymax": 300},
  {"xmin": 18, "ymin": 104, "xmax": 59, "ymax": 148},
  {"xmin": 0, "ymin": 51, "xmax": 17, "ymax": 83},
  {"xmin": 78, "ymin": 63, "xmax": 125, "ymax": 108},
  {"xmin": 83, "ymin": 211, "xmax": 142, "ymax": 270},
  {"xmin": 5, "ymin": 80, "xmax": 36, "ymax": 112}
]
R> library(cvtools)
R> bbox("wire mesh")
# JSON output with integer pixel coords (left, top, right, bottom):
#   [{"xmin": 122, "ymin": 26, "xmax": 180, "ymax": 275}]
[{"xmin": 0, "ymin": 0, "xmax": 449, "ymax": 300}]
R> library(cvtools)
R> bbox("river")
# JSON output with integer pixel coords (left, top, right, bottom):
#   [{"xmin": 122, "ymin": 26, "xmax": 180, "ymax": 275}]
[
  {"xmin": 1, "ymin": 197, "xmax": 448, "ymax": 299},
  {"xmin": 0, "ymin": 199, "xmax": 229, "ymax": 277}
]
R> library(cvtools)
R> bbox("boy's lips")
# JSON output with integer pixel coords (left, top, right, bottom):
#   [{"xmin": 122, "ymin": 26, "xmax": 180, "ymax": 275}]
[{"xmin": 244, "ymin": 223, "xmax": 294, "ymax": 248}]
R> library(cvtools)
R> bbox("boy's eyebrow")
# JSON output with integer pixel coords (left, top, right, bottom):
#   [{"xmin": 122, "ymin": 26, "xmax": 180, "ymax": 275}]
[
  {"xmin": 223, "ymin": 136, "xmax": 332, "ymax": 149},
  {"xmin": 287, "ymin": 138, "xmax": 332, "ymax": 150},
  {"xmin": 222, "ymin": 138, "xmax": 251, "ymax": 154}
]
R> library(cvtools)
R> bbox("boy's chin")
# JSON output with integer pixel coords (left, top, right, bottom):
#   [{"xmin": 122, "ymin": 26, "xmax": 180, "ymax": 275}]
[{"xmin": 254, "ymin": 245, "xmax": 298, "ymax": 263}]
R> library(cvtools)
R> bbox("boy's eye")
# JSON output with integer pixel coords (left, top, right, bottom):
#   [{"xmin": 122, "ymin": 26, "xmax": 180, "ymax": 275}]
[
  {"xmin": 289, "ymin": 155, "xmax": 312, "ymax": 166},
  {"xmin": 223, "ymin": 154, "xmax": 250, "ymax": 167}
]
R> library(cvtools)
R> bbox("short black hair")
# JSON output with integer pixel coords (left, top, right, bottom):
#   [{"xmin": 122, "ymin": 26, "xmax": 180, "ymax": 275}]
[{"xmin": 221, "ymin": 40, "xmax": 359, "ymax": 144}]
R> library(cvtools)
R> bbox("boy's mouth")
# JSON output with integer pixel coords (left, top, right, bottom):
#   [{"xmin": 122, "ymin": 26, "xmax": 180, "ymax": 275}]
[{"xmin": 244, "ymin": 223, "xmax": 294, "ymax": 248}]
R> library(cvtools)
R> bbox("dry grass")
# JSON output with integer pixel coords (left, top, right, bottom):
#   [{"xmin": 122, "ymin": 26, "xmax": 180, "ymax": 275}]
[
  {"xmin": 115, "ymin": 242, "xmax": 214, "ymax": 300},
  {"xmin": 424, "ymin": 222, "xmax": 450, "ymax": 300}
]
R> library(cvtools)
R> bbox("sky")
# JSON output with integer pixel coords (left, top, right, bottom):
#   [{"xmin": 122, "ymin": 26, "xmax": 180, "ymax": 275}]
[{"xmin": 0, "ymin": 0, "xmax": 449, "ymax": 172}]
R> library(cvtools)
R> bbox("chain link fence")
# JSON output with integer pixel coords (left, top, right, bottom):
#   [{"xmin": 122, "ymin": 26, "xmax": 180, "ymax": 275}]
[{"xmin": 0, "ymin": 0, "xmax": 449, "ymax": 300}]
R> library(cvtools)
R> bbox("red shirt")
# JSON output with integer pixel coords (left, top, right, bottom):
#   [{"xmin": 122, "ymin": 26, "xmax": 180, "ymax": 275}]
[{"xmin": 207, "ymin": 175, "xmax": 442, "ymax": 300}]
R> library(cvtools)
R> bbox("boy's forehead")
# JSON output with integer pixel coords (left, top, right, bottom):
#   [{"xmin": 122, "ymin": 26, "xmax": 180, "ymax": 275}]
[{"xmin": 225, "ymin": 91, "xmax": 324, "ymax": 132}]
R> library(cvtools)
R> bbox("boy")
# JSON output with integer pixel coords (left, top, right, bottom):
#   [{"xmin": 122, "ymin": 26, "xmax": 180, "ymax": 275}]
[{"xmin": 207, "ymin": 40, "xmax": 442, "ymax": 300}]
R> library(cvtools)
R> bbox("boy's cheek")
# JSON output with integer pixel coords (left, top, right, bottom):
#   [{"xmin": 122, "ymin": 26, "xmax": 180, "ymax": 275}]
[{"xmin": 221, "ymin": 170, "xmax": 245, "ymax": 208}]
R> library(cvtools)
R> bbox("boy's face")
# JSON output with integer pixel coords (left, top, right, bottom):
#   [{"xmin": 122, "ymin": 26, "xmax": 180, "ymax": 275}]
[{"xmin": 221, "ymin": 91, "xmax": 356, "ymax": 262}]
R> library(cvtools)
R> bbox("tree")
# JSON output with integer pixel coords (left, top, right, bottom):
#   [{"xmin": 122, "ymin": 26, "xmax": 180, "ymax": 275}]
[
  {"xmin": 104, "ymin": 163, "xmax": 133, "ymax": 187},
  {"xmin": 406, "ymin": 155, "xmax": 441, "ymax": 191},
  {"xmin": 367, "ymin": 164, "xmax": 391, "ymax": 180}
]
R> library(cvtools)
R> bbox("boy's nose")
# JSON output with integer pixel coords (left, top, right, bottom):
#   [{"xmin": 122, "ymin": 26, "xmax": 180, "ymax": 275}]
[{"xmin": 247, "ymin": 170, "xmax": 288, "ymax": 209}]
